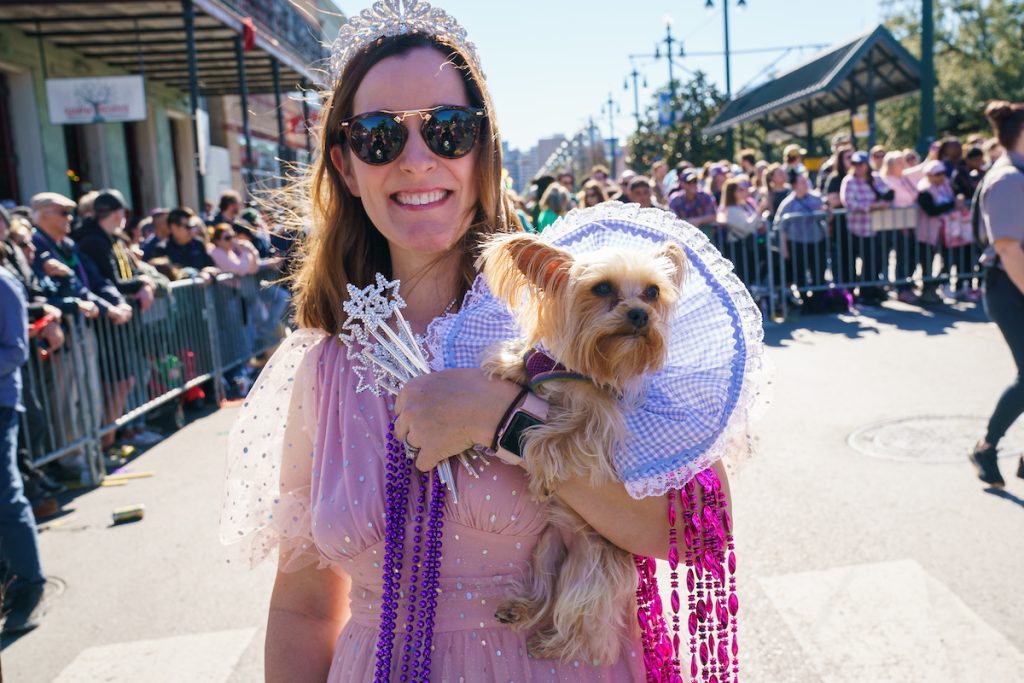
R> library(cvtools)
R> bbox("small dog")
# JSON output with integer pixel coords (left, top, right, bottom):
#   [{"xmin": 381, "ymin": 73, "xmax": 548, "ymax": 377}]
[{"xmin": 478, "ymin": 232, "xmax": 687, "ymax": 665}]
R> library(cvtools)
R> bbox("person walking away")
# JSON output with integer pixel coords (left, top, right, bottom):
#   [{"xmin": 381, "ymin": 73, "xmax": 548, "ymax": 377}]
[
  {"xmin": 0, "ymin": 266, "xmax": 48, "ymax": 634},
  {"xmin": 969, "ymin": 100, "xmax": 1024, "ymax": 487}
]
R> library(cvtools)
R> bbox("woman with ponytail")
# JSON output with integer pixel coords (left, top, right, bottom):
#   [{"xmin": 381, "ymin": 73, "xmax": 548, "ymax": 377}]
[{"xmin": 969, "ymin": 100, "xmax": 1024, "ymax": 487}]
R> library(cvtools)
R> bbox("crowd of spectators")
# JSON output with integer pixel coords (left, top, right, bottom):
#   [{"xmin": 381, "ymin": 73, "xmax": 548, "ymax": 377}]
[
  {"xmin": 0, "ymin": 187, "xmax": 296, "ymax": 520},
  {"xmin": 519, "ymin": 130, "xmax": 1004, "ymax": 313}
]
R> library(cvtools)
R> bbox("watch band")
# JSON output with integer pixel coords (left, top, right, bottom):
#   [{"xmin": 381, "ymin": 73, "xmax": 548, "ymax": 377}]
[{"xmin": 493, "ymin": 391, "xmax": 549, "ymax": 466}]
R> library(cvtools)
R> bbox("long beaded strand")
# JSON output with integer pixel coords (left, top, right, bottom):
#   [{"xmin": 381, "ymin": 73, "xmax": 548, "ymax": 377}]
[{"xmin": 376, "ymin": 422, "xmax": 411, "ymax": 682}]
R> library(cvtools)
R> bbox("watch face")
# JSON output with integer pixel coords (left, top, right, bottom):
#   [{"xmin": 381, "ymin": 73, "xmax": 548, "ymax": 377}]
[{"xmin": 499, "ymin": 411, "xmax": 545, "ymax": 457}]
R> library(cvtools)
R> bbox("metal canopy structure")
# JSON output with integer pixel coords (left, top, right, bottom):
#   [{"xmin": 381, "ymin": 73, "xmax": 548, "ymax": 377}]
[
  {"xmin": 703, "ymin": 25, "xmax": 921, "ymax": 146},
  {"xmin": 0, "ymin": 0, "xmax": 325, "ymax": 96},
  {"xmin": 0, "ymin": 0, "xmax": 329, "ymax": 206}
]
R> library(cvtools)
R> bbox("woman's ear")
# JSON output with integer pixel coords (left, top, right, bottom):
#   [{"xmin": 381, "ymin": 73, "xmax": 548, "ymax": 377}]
[{"xmin": 330, "ymin": 145, "xmax": 361, "ymax": 197}]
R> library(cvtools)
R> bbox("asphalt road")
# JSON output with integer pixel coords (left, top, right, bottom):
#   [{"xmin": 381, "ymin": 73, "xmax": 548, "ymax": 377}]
[{"xmin": 5, "ymin": 300, "xmax": 1023, "ymax": 682}]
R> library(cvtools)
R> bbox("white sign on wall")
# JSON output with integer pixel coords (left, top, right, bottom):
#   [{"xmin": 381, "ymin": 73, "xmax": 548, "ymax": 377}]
[{"xmin": 45, "ymin": 75, "xmax": 147, "ymax": 125}]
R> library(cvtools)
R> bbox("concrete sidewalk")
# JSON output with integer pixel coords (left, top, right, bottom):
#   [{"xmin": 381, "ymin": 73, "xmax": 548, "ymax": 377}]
[{"xmin": 4, "ymin": 301, "xmax": 1023, "ymax": 682}]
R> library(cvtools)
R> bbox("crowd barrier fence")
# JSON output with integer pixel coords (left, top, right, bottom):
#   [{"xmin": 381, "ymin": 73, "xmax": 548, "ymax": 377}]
[{"xmin": 19, "ymin": 268, "xmax": 288, "ymax": 485}]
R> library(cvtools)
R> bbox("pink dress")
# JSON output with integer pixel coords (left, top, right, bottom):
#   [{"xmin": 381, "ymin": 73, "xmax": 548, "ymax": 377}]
[{"xmin": 221, "ymin": 328, "xmax": 645, "ymax": 682}]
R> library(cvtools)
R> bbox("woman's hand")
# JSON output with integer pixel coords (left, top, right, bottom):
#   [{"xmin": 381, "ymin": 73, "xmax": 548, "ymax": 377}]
[{"xmin": 393, "ymin": 368, "xmax": 522, "ymax": 473}]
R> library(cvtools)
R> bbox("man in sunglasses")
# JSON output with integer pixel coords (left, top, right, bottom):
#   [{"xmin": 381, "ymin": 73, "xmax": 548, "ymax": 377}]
[
  {"xmin": 28, "ymin": 193, "xmax": 109, "ymax": 321},
  {"xmin": 668, "ymin": 170, "xmax": 718, "ymax": 230}
]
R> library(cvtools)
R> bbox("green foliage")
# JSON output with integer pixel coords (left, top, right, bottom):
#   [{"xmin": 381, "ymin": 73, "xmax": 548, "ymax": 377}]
[
  {"xmin": 625, "ymin": 72, "xmax": 731, "ymax": 171},
  {"xmin": 879, "ymin": 0, "xmax": 1024, "ymax": 147}
]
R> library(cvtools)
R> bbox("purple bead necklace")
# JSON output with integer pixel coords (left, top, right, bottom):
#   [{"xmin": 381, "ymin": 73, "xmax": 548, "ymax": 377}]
[{"xmin": 376, "ymin": 420, "xmax": 447, "ymax": 683}]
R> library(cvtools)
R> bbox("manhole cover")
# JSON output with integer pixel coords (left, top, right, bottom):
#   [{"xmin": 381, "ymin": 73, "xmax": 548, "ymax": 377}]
[{"xmin": 848, "ymin": 416, "xmax": 1024, "ymax": 464}]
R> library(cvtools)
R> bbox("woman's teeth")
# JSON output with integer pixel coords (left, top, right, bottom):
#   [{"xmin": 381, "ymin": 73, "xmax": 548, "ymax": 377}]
[{"xmin": 394, "ymin": 190, "xmax": 448, "ymax": 206}]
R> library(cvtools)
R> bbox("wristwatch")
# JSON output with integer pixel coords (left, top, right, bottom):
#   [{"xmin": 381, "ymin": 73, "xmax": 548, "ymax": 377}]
[{"xmin": 493, "ymin": 390, "xmax": 549, "ymax": 466}]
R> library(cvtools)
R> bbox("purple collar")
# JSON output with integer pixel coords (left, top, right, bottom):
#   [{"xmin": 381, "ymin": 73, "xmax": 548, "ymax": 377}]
[{"xmin": 523, "ymin": 349, "xmax": 590, "ymax": 389}]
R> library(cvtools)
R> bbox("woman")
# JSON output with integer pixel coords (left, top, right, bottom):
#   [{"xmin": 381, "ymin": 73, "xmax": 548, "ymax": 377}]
[
  {"xmin": 718, "ymin": 176, "xmax": 764, "ymax": 286},
  {"xmin": 759, "ymin": 162, "xmax": 790, "ymax": 220},
  {"xmin": 208, "ymin": 224, "xmax": 259, "ymax": 278},
  {"xmin": 916, "ymin": 159, "xmax": 965, "ymax": 303},
  {"xmin": 535, "ymin": 182, "xmax": 571, "ymax": 231},
  {"xmin": 221, "ymin": 6, "xmax": 709, "ymax": 681},
  {"xmin": 881, "ymin": 151, "xmax": 922, "ymax": 302},
  {"xmin": 775, "ymin": 174, "xmax": 828, "ymax": 300},
  {"xmin": 969, "ymin": 100, "xmax": 1024, "ymax": 487},
  {"xmin": 840, "ymin": 151, "xmax": 892, "ymax": 304},
  {"xmin": 577, "ymin": 178, "xmax": 608, "ymax": 208}
]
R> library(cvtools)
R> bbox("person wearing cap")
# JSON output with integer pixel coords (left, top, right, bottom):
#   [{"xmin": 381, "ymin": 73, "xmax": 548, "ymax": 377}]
[
  {"xmin": 668, "ymin": 169, "xmax": 718, "ymax": 230},
  {"xmin": 916, "ymin": 158, "xmax": 966, "ymax": 303},
  {"xmin": 147, "ymin": 207, "xmax": 217, "ymax": 275},
  {"xmin": 28, "ymin": 192, "xmax": 110, "ymax": 320},
  {"xmin": 869, "ymin": 145, "xmax": 888, "ymax": 172},
  {"xmin": 74, "ymin": 190, "xmax": 155, "ymax": 316},
  {"xmin": 781, "ymin": 144, "xmax": 807, "ymax": 185},
  {"xmin": 707, "ymin": 164, "xmax": 730, "ymax": 203},
  {"xmin": 840, "ymin": 150, "xmax": 895, "ymax": 304},
  {"xmin": 141, "ymin": 208, "xmax": 171, "ymax": 261}
]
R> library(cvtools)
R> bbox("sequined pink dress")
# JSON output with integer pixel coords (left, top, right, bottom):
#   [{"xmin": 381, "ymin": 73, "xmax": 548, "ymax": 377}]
[{"xmin": 222, "ymin": 328, "xmax": 645, "ymax": 682}]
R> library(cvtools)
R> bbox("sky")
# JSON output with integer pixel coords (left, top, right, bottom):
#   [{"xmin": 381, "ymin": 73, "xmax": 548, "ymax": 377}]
[{"xmin": 332, "ymin": 1, "xmax": 883, "ymax": 152}]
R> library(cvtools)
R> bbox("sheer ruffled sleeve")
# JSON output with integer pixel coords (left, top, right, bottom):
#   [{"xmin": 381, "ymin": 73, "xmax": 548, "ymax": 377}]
[{"xmin": 220, "ymin": 327, "xmax": 331, "ymax": 572}]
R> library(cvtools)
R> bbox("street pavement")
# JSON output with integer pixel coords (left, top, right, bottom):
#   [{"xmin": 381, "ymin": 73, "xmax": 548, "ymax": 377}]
[{"xmin": 4, "ymin": 300, "xmax": 1023, "ymax": 682}]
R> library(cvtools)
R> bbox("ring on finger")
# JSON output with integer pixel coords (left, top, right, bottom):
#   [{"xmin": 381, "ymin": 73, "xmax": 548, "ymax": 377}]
[{"xmin": 403, "ymin": 437, "xmax": 421, "ymax": 458}]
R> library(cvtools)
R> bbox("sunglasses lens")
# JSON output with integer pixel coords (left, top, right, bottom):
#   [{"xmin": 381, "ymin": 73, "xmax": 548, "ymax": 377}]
[
  {"xmin": 348, "ymin": 115, "xmax": 406, "ymax": 165},
  {"xmin": 423, "ymin": 107, "xmax": 481, "ymax": 159}
]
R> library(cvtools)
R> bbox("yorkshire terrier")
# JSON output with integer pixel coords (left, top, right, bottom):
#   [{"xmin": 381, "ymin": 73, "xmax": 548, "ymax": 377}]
[{"xmin": 478, "ymin": 232, "xmax": 687, "ymax": 665}]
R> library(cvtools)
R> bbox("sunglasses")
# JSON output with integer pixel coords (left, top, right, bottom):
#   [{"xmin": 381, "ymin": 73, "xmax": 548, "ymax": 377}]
[{"xmin": 338, "ymin": 105, "xmax": 485, "ymax": 166}]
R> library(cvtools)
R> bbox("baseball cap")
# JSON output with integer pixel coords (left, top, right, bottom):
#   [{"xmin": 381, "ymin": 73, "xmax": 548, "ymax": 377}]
[
  {"xmin": 709, "ymin": 164, "xmax": 728, "ymax": 178},
  {"xmin": 783, "ymin": 144, "xmax": 807, "ymax": 159},
  {"xmin": 923, "ymin": 159, "xmax": 946, "ymax": 176},
  {"xmin": 93, "ymin": 189, "xmax": 127, "ymax": 214},
  {"xmin": 850, "ymin": 151, "xmax": 870, "ymax": 165},
  {"xmin": 30, "ymin": 192, "xmax": 76, "ymax": 212},
  {"xmin": 680, "ymin": 170, "xmax": 698, "ymax": 183}
]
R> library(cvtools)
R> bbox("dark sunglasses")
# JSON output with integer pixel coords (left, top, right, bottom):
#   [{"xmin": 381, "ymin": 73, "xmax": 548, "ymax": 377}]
[{"xmin": 338, "ymin": 105, "xmax": 485, "ymax": 166}]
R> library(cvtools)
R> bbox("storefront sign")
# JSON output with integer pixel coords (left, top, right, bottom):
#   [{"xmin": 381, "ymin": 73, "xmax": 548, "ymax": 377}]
[{"xmin": 45, "ymin": 76, "xmax": 147, "ymax": 125}]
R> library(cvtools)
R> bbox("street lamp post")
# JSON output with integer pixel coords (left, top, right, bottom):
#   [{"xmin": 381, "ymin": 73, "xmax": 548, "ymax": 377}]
[
  {"xmin": 705, "ymin": 0, "xmax": 747, "ymax": 157},
  {"xmin": 624, "ymin": 58, "xmax": 647, "ymax": 133},
  {"xmin": 653, "ymin": 19, "xmax": 685, "ymax": 103},
  {"xmin": 602, "ymin": 93, "xmax": 620, "ymax": 177}
]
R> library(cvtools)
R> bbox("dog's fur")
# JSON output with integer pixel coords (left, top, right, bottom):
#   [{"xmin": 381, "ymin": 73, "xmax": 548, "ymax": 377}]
[{"xmin": 478, "ymin": 233, "xmax": 687, "ymax": 664}]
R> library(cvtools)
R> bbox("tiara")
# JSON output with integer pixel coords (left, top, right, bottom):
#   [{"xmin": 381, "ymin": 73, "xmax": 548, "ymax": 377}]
[{"xmin": 329, "ymin": 0, "xmax": 483, "ymax": 87}]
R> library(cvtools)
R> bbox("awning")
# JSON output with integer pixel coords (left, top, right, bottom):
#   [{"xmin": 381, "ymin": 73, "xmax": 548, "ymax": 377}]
[
  {"xmin": 0, "ymin": 0, "xmax": 327, "ymax": 97},
  {"xmin": 703, "ymin": 25, "xmax": 921, "ymax": 136}
]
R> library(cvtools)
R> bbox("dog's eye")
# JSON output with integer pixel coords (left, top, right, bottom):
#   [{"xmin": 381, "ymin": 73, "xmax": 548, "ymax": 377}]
[
  {"xmin": 592, "ymin": 281, "xmax": 614, "ymax": 297},
  {"xmin": 644, "ymin": 285, "xmax": 660, "ymax": 300}
]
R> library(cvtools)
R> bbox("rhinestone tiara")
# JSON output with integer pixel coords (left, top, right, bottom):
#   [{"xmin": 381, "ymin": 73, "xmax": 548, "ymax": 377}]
[{"xmin": 329, "ymin": 0, "xmax": 483, "ymax": 88}]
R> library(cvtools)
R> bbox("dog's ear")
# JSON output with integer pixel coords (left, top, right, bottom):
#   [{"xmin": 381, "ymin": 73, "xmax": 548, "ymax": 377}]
[
  {"xmin": 479, "ymin": 233, "xmax": 573, "ymax": 304},
  {"xmin": 655, "ymin": 241, "xmax": 687, "ymax": 292}
]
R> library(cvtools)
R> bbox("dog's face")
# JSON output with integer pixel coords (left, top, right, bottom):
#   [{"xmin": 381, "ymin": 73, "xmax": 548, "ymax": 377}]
[{"xmin": 479, "ymin": 234, "xmax": 687, "ymax": 391}]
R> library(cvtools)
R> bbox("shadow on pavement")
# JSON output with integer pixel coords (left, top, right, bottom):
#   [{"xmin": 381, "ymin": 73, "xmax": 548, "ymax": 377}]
[
  {"xmin": 765, "ymin": 301, "xmax": 988, "ymax": 348},
  {"xmin": 983, "ymin": 487, "xmax": 1024, "ymax": 510}
]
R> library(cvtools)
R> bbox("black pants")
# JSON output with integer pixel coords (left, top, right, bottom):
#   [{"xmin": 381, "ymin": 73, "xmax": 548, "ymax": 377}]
[{"xmin": 983, "ymin": 267, "xmax": 1024, "ymax": 446}]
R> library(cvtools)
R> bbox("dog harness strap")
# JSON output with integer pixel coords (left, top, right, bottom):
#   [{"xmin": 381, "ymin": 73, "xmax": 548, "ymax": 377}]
[{"xmin": 523, "ymin": 349, "xmax": 590, "ymax": 390}]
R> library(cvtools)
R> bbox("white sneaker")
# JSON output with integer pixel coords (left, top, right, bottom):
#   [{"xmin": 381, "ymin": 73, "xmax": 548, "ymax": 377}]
[{"xmin": 125, "ymin": 430, "xmax": 163, "ymax": 447}]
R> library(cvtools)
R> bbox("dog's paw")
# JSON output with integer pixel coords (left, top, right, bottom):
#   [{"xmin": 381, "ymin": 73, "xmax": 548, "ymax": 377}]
[{"xmin": 494, "ymin": 599, "xmax": 530, "ymax": 625}]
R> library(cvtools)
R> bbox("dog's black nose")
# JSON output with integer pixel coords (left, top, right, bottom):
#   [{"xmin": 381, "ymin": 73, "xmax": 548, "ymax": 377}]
[{"xmin": 627, "ymin": 307, "xmax": 649, "ymax": 328}]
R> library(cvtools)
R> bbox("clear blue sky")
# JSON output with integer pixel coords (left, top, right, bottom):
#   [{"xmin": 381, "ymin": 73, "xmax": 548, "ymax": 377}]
[{"xmin": 332, "ymin": 1, "xmax": 883, "ymax": 151}]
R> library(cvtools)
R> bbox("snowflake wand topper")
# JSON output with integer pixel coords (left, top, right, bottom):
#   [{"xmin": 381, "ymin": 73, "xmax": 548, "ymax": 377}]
[{"xmin": 339, "ymin": 274, "xmax": 479, "ymax": 502}]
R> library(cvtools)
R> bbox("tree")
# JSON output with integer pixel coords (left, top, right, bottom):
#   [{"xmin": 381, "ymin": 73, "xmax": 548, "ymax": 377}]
[
  {"xmin": 878, "ymin": 0, "xmax": 1024, "ymax": 148},
  {"xmin": 626, "ymin": 72, "xmax": 730, "ymax": 171}
]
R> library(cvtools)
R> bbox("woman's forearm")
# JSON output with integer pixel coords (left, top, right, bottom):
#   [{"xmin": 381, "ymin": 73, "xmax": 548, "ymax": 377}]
[
  {"xmin": 556, "ymin": 460, "xmax": 732, "ymax": 561},
  {"xmin": 265, "ymin": 607, "xmax": 345, "ymax": 683}
]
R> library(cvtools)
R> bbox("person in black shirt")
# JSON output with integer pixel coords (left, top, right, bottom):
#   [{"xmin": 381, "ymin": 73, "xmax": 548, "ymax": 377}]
[{"xmin": 147, "ymin": 208, "xmax": 218, "ymax": 278}]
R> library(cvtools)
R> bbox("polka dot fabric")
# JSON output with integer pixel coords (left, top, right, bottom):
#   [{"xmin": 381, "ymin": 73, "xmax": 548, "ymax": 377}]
[{"xmin": 222, "ymin": 330, "xmax": 644, "ymax": 681}]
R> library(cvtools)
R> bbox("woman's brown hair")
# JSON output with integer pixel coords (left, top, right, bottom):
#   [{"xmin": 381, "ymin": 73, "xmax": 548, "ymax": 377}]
[
  {"xmin": 985, "ymin": 100, "xmax": 1024, "ymax": 152},
  {"xmin": 720, "ymin": 177, "xmax": 743, "ymax": 211},
  {"xmin": 290, "ymin": 33, "xmax": 520, "ymax": 335}
]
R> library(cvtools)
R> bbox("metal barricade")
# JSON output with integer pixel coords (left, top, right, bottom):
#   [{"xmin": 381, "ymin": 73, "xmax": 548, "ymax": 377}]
[
  {"xmin": 772, "ymin": 207, "xmax": 986, "ymax": 318},
  {"xmin": 708, "ymin": 225, "xmax": 777, "ymax": 317},
  {"xmin": 19, "ymin": 270, "xmax": 290, "ymax": 483}
]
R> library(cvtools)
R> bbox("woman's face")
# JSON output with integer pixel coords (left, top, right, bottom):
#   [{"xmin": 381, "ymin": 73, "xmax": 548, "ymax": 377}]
[
  {"xmin": 334, "ymin": 47, "xmax": 479, "ymax": 261},
  {"xmin": 889, "ymin": 157, "xmax": 906, "ymax": 175},
  {"xmin": 770, "ymin": 168, "xmax": 787, "ymax": 188},
  {"xmin": 928, "ymin": 172, "xmax": 946, "ymax": 186},
  {"xmin": 584, "ymin": 189, "xmax": 601, "ymax": 207},
  {"xmin": 216, "ymin": 230, "xmax": 236, "ymax": 249}
]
